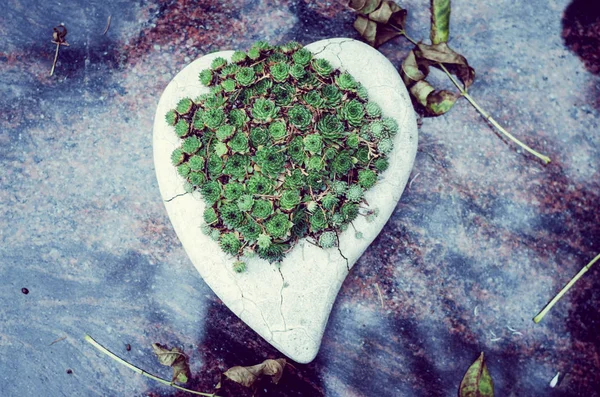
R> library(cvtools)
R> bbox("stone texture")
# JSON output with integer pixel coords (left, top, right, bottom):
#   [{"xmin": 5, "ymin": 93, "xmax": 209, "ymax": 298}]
[
  {"xmin": 1, "ymin": 0, "xmax": 600, "ymax": 396},
  {"xmin": 153, "ymin": 38, "xmax": 418, "ymax": 363}
]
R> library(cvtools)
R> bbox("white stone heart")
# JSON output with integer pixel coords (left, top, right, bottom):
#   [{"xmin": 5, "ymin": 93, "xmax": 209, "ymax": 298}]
[{"xmin": 153, "ymin": 38, "xmax": 417, "ymax": 363}]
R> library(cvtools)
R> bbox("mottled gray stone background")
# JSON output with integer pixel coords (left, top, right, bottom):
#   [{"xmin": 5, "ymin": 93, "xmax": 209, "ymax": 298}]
[{"xmin": 1, "ymin": 0, "xmax": 599, "ymax": 396}]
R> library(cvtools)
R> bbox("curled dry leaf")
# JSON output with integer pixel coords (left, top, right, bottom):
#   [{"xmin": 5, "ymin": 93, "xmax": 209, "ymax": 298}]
[
  {"xmin": 349, "ymin": 0, "xmax": 407, "ymax": 48},
  {"xmin": 151, "ymin": 343, "xmax": 191, "ymax": 384},
  {"xmin": 459, "ymin": 352, "xmax": 494, "ymax": 397},
  {"xmin": 402, "ymin": 50, "xmax": 459, "ymax": 115},
  {"xmin": 224, "ymin": 358, "xmax": 287, "ymax": 388},
  {"xmin": 415, "ymin": 42, "xmax": 475, "ymax": 89}
]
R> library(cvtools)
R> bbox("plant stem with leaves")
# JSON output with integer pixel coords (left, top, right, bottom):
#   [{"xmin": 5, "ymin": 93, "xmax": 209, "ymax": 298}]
[
  {"xmin": 85, "ymin": 335, "xmax": 220, "ymax": 397},
  {"xmin": 396, "ymin": 27, "xmax": 551, "ymax": 164}
]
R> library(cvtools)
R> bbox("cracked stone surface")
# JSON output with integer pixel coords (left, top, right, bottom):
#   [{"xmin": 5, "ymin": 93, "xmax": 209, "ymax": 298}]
[
  {"xmin": 2, "ymin": 0, "xmax": 600, "ymax": 396},
  {"xmin": 153, "ymin": 38, "xmax": 418, "ymax": 363}
]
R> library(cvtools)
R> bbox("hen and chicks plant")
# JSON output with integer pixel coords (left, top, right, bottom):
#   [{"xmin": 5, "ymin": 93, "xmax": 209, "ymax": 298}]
[{"xmin": 166, "ymin": 41, "xmax": 399, "ymax": 265}]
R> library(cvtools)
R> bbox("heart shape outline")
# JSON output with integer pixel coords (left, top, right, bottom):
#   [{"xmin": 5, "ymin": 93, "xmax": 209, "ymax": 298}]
[{"xmin": 153, "ymin": 38, "xmax": 417, "ymax": 363}]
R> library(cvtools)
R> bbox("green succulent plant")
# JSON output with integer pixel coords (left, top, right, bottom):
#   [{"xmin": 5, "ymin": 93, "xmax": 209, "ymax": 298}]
[
  {"xmin": 311, "ymin": 58, "xmax": 333, "ymax": 76},
  {"xmin": 165, "ymin": 110, "xmax": 178, "ymax": 126},
  {"xmin": 279, "ymin": 190, "xmax": 301, "ymax": 211},
  {"xmin": 268, "ymin": 121, "xmax": 287, "ymax": 141},
  {"xmin": 182, "ymin": 136, "xmax": 201, "ymax": 154},
  {"xmin": 335, "ymin": 73, "xmax": 357, "ymax": 90},
  {"xmin": 174, "ymin": 120, "xmax": 189, "ymax": 138},
  {"xmin": 265, "ymin": 213, "xmax": 291, "ymax": 239},
  {"xmin": 289, "ymin": 63, "xmax": 306, "ymax": 80},
  {"xmin": 166, "ymin": 41, "xmax": 397, "ymax": 265},
  {"xmin": 231, "ymin": 50, "xmax": 247, "ymax": 64},
  {"xmin": 199, "ymin": 69, "xmax": 213, "ymax": 86},
  {"xmin": 250, "ymin": 127, "xmax": 270, "ymax": 147},
  {"xmin": 319, "ymin": 231, "xmax": 337, "ymax": 248},
  {"xmin": 288, "ymin": 105, "xmax": 312, "ymax": 130},
  {"xmin": 252, "ymin": 199, "xmax": 274, "ymax": 219},
  {"xmin": 235, "ymin": 67, "xmax": 256, "ymax": 86},
  {"xmin": 303, "ymin": 134, "xmax": 323, "ymax": 154},
  {"xmin": 176, "ymin": 98, "xmax": 193, "ymax": 114},
  {"xmin": 237, "ymin": 194, "xmax": 254, "ymax": 212},
  {"xmin": 252, "ymin": 98, "xmax": 279, "ymax": 122},
  {"xmin": 171, "ymin": 148, "xmax": 184, "ymax": 166},
  {"xmin": 340, "ymin": 99, "xmax": 365, "ymax": 127},
  {"xmin": 270, "ymin": 62, "xmax": 289, "ymax": 82},
  {"xmin": 220, "ymin": 232, "xmax": 241, "ymax": 255},
  {"xmin": 203, "ymin": 207, "xmax": 218, "ymax": 225}
]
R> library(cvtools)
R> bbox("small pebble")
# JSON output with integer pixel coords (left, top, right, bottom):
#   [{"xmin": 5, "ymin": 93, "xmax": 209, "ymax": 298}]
[
  {"xmin": 66, "ymin": 369, "xmax": 73, "ymax": 374},
  {"xmin": 126, "ymin": 344, "xmax": 131, "ymax": 351},
  {"xmin": 21, "ymin": 288, "xmax": 29, "ymax": 295}
]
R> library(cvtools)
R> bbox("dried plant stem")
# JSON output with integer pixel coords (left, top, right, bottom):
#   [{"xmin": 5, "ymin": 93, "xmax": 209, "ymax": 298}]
[
  {"xmin": 438, "ymin": 63, "xmax": 551, "ymax": 164},
  {"xmin": 50, "ymin": 43, "xmax": 60, "ymax": 76},
  {"xmin": 533, "ymin": 253, "xmax": 600, "ymax": 323},
  {"xmin": 399, "ymin": 29, "xmax": 551, "ymax": 164},
  {"xmin": 84, "ymin": 335, "xmax": 219, "ymax": 397}
]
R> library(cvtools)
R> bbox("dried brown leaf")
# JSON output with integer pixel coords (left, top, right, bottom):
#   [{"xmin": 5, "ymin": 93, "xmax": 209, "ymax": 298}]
[
  {"xmin": 224, "ymin": 358, "xmax": 287, "ymax": 388},
  {"xmin": 426, "ymin": 90, "xmax": 459, "ymax": 115},
  {"xmin": 349, "ymin": 0, "xmax": 407, "ymax": 47},
  {"xmin": 410, "ymin": 80, "xmax": 435, "ymax": 107},
  {"xmin": 415, "ymin": 42, "xmax": 475, "ymax": 88},
  {"xmin": 400, "ymin": 50, "xmax": 427, "ymax": 86},
  {"xmin": 151, "ymin": 343, "xmax": 190, "ymax": 384}
]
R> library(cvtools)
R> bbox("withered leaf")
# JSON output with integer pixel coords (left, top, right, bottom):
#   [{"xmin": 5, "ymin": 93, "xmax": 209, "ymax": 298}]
[
  {"xmin": 430, "ymin": 0, "xmax": 451, "ymax": 44},
  {"xmin": 224, "ymin": 358, "xmax": 287, "ymax": 388},
  {"xmin": 426, "ymin": 90, "xmax": 459, "ymax": 115},
  {"xmin": 459, "ymin": 352, "xmax": 494, "ymax": 397},
  {"xmin": 52, "ymin": 25, "xmax": 69, "ymax": 46},
  {"xmin": 151, "ymin": 343, "xmax": 190, "ymax": 384},
  {"xmin": 415, "ymin": 42, "xmax": 475, "ymax": 89},
  {"xmin": 402, "ymin": 51, "xmax": 459, "ymax": 116},
  {"xmin": 349, "ymin": 0, "xmax": 382, "ymax": 15},
  {"xmin": 409, "ymin": 80, "xmax": 435, "ymax": 107},
  {"xmin": 350, "ymin": 0, "xmax": 407, "ymax": 48},
  {"xmin": 400, "ymin": 50, "xmax": 427, "ymax": 86}
]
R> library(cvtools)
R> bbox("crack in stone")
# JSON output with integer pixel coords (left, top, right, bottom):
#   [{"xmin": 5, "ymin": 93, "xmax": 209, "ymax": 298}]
[
  {"xmin": 230, "ymin": 272, "xmax": 274, "ymax": 341},
  {"xmin": 334, "ymin": 231, "xmax": 350, "ymax": 273},
  {"xmin": 164, "ymin": 192, "xmax": 189, "ymax": 202},
  {"xmin": 276, "ymin": 267, "xmax": 287, "ymax": 332},
  {"xmin": 272, "ymin": 326, "xmax": 317, "ymax": 345},
  {"xmin": 310, "ymin": 39, "xmax": 354, "ymax": 56}
]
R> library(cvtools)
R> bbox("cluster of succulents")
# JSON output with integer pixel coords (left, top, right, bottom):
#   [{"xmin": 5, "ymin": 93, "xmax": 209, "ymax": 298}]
[{"xmin": 165, "ymin": 41, "xmax": 398, "ymax": 266}]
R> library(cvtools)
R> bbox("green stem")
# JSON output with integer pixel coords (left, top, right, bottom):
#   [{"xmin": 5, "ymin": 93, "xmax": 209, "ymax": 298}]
[
  {"xmin": 393, "ymin": 26, "xmax": 551, "ymax": 164},
  {"xmin": 533, "ymin": 253, "xmax": 600, "ymax": 323},
  {"xmin": 84, "ymin": 335, "xmax": 220, "ymax": 397},
  {"xmin": 437, "ymin": 63, "xmax": 551, "ymax": 164}
]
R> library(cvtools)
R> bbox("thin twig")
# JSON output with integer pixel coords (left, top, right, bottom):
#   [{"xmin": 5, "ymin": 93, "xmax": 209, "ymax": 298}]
[
  {"xmin": 49, "ymin": 336, "xmax": 67, "ymax": 345},
  {"xmin": 374, "ymin": 283, "xmax": 385, "ymax": 308},
  {"xmin": 533, "ymin": 253, "xmax": 600, "ymax": 323},
  {"xmin": 408, "ymin": 172, "xmax": 420, "ymax": 189},
  {"xmin": 103, "ymin": 15, "xmax": 112, "ymax": 35},
  {"xmin": 50, "ymin": 43, "xmax": 60, "ymax": 76},
  {"xmin": 85, "ymin": 335, "xmax": 220, "ymax": 397}
]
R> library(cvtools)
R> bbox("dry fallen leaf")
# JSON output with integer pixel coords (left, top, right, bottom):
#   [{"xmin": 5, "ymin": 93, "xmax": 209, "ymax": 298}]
[
  {"xmin": 223, "ymin": 358, "xmax": 287, "ymax": 388},
  {"xmin": 349, "ymin": 0, "xmax": 407, "ymax": 48},
  {"xmin": 151, "ymin": 343, "xmax": 191, "ymax": 384},
  {"xmin": 459, "ymin": 352, "xmax": 494, "ymax": 397}
]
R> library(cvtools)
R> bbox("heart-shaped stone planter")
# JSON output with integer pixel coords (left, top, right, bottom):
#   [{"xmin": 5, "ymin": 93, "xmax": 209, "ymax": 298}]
[{"xmin": 153, "ymin": 38, "xmax": 417, "ymax": 363}]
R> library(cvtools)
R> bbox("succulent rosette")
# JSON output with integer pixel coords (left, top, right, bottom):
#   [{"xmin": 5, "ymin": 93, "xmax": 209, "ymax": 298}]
[{"xmin": 165, "ymin": 41, "xmax": 398, "ymax": 264}]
